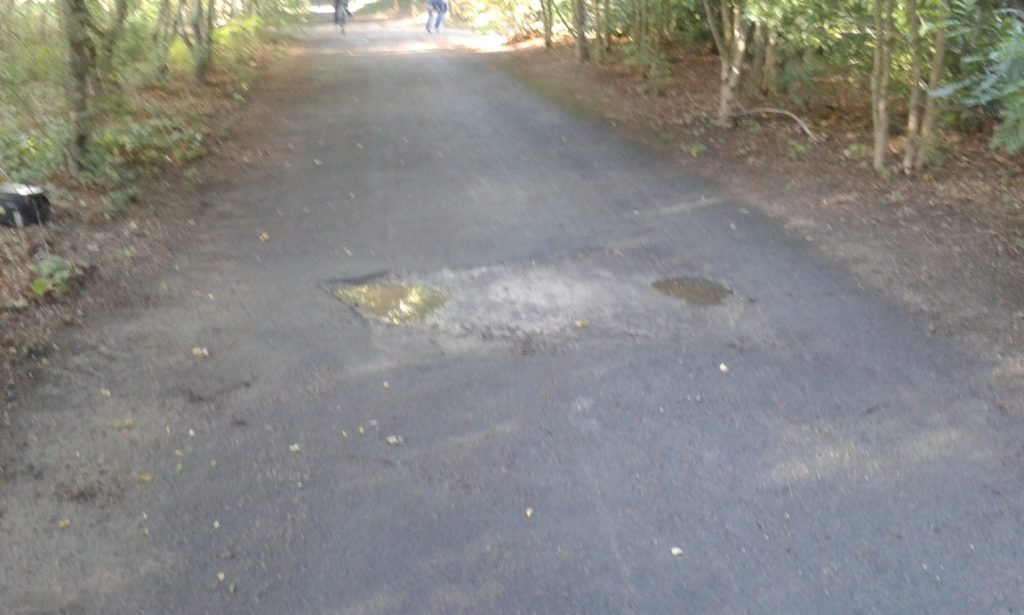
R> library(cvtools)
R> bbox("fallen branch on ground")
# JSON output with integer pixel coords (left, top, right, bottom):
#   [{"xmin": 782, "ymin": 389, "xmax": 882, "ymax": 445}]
[{"xmin": 730, "ymin": 107, "xmax": 819, "ymax": 142}]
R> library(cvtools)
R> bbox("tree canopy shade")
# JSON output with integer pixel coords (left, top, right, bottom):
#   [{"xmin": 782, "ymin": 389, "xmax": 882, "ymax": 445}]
[{"xmin": 465, "ymin": 0, "xmax": 1024, "ymax": 172}]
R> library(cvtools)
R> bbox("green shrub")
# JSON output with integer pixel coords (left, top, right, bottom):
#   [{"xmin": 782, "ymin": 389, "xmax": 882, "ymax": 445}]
[
  {"xmin": 95, "ymin": 117, "xmax": 205, "ymax": 169},
  {"xmin": 102, "ymin": 187, "xmax": 140, "ymax": 218},
  {"xmin": 30, "ymin": 255, "xmax": 77, "ymax": 297},
  {"xmin": 786, "ymin": 140, "xmax": 812, "ymax": 160},
  {"xmin": 684, "ymin": 142, "xmax": 707, "ymax": 157},
  {"xmin": 0, "ymin": 127, "xmax": 67, "ymax": 184}
]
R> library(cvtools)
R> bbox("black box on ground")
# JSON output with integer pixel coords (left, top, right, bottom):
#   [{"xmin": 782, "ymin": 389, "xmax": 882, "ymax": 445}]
[{"xmin": 0, "ymin": 183, "xmax": 51, "ymax": 227}]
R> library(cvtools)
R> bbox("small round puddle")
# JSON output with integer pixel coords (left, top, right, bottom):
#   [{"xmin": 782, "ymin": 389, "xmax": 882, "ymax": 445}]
[
  {"xmin": 334, "ymin": 284, "xmax": 451, "ymax": 325},
  {"xmin": 653, "ymin": 277, "xmax": 731, "ymax": 306}
]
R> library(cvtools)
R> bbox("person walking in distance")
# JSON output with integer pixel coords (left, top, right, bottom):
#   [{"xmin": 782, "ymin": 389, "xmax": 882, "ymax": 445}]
[
  {"xmin": 426, "ymin": 0, "xmax": 447, "ymax": 33},
  {"xmin": 334, "ymin": 0, "xmax": 352, "ymax": 24}
]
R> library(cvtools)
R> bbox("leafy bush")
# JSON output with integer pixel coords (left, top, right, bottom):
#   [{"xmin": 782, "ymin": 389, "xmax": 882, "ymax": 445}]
[
  {"xmin": 936, "ymin": 8, "xmax": 1024, "ymax": 153},
  {"xmin": 102, "ymin": 187, "xmax": 140, "ymax": 218},
  {"xmin": 94, "ymin": 117, "xmax": 205, "ymax": 169},
  {"xmin": 786, "ymin": 139, "xmax": 812, "ymax": 160},
  {"xmin": 30, "ymin": 255, "xmax": 77, "ymax": 297},
  {"xmin": 0, "ymin": 128, "xmax": 67, "ymax": 184}
]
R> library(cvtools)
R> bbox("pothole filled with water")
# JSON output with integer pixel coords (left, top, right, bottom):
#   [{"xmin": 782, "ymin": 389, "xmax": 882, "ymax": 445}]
[
  {"xmin": 334, "ymin": 284, "xmax": 451, "ymax": 325},
  {"xmin": 653, "ymin": 277, "xmax": 731, "ymax": 306}
]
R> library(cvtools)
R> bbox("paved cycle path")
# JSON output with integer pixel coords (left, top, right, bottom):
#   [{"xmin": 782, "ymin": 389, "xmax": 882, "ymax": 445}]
[{"xmin": 3, "ymin": 21, "xmax": 1023, "ymax": 615}]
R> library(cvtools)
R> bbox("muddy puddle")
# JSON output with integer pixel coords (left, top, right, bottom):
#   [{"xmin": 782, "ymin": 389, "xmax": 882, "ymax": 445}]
[
  {"xmin": 653, "ymin": 277, "xmax": 731, "ymax": 306},
  {"xmin": 334, "ymin": 284, "xmax": 451, "ymax": 325}
]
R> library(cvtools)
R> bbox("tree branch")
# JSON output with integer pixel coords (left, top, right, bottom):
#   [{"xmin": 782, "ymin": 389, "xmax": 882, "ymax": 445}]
[
  {"xmin": 730, "ymin": 107, "xmax": 819, "ymax": 141},
  {"xmin": 701, "ymin": 0, "xmax": 725, "ymax": 59}
]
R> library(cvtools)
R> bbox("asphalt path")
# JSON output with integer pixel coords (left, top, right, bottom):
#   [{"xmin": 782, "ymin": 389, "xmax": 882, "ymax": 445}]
[{"xmin": 3, "ymin": 20, "xmax": 1024, "ymax": 615}]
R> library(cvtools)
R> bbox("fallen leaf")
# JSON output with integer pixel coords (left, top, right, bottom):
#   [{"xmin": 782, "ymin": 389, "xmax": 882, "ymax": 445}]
[
  {"xmin": 100, "ymin": 388, "xmax": 112, "ymax": 397},
  {"xmin": 175, "ymin": 463, "xmax": 183, "ymax": 474},
  {"xmin": 526, "ymin": 507, "xmax": 534, "ymax": 519},
  {"xmin": 357, "ymin": 426, "xmax": 365, "ymax": 435},
  {"xmin": 138, "ymin": 473, "xmax": 153, "ymax": 484},
  {"xmin": 574, "ymin": 319, "xmax": 589, "ymax": 329},
  {"xmin": 209, "ymin": 459, "xmax": 217, "ymax": 468},
  {"xmin": 385, "ymin": 435, "xmax": 404, "ymax": 446},
  {"xmin": 117, "ymin": 419, "xmax": 136, "ymax": 430},
  {"xmin": 671, "ymin": 547, "xmax": 684, "ymax": 557},
  {"xmin": 259, "ymin": 232, "xmax": 270, "ymax": 242},
  {"xmin": 289, "ymin": 443, "xmax": 302, "ymax": 453},
  {"xmin": 192, "ymin": 346, "xmax": 210, "ymax": 358},
  {"xmin": 719, "ymin": 363, "xmax": 730, "ymax": 373},
  {"xmin": 217, "ymin": 571, "xmax": 226, "ymax": 582},
  {"xmin": 213, "ymin": 520, "xmax": 220, "ymax": 529},
  {"xmin": 340, "ymin": 430, "xmax": 348, "ymax": 439},
  {"xmin": 58, "ymin": 518, "xmax": 72, "ymax": 529},
  {"xmin": 314, "ymin": 158, "xmax": 323, "ymax": 166}
]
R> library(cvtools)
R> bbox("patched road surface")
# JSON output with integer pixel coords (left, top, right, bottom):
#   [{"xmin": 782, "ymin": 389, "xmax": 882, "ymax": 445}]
[{"xmin": 3, "ymin": 20, "xmax": 1024, "ymax": 615}]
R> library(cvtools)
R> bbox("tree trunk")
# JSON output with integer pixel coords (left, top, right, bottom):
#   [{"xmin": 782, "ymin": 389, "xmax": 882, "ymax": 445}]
[
  {"xmin": 541, "ymin": 0, "xmax": 553, "ymax": 48},
  {"xmin": 702, "ymin": 0, "xmax": 747, "ymax": 126},
  {"xmin": 98, "ymin": 0, "xmax": 132, "ymax": 84},
  {"xmin": 763, "ymin": 25, "xmax": 778, "ymax": 96},
  {"xmin": 915, "ymin": 0, "xmax": 949, "ymax": 171},
  {"xmin": 750, "ymin": 21, "xmax": 765, "ymax": 94},
  {"xmin": 602, "ymin": 0, "xmax": 611, "ymax": 52},
  {"xmin": 902, "ymin": 0, "xmax": 923, "ymax": 173},
  {"xmin": 192, "ymin": 0, "xmax": 216, "ymax": 83},
  {"xmin": 154, "ymin": 0, "xmax": 186, "ymax": 79},
  {"xmin": 871, "ymin": 0, "xmax": 894, "ymax": 173},
  {"xmin": 635, "ymin": 0, "xmax": 646, "ymax": 57},
  {"xmin": 191, "ymin": 0, "xmax": 205, "ymax": 77},
  {"xmin": 594, "ymin": 0, "xmax": 604, "ymax": 59},
  {"xmin": 573, "ymin": 0, "xmax": 589, "ymax": 62},
  {"xmin": 62, "ymin": 0, "xmax": 96, "ymax": 177},
  {"xmin": 153, "ymin": 0, "xmax": 172, "ymax": 59}
]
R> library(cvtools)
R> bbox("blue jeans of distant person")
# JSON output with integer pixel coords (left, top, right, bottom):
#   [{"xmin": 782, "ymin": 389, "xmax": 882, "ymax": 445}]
[{"xmin": 426, "ymin": 0, "xmax": 446, "ymax": 32}]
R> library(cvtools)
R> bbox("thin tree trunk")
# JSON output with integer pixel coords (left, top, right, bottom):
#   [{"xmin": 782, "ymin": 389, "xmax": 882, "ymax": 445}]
[
  {"xmin": 723, "ymin": 2, "xmax": 747, "ymax": 124},
  {"xmin": 602, "ymin": 0, "xmax": 611, "ymax": 52},
  {"xmin": 573, "ymin": 0, "xmax": 589, "ymax": 62},
  {"xmin": 62, "ymin": 0, "xmax": 96, "ymax": 177},
  {"xmin": 594, "ymin": 0, "xmax": 603, "ymax": 59},
  {"xmin": 916, "ymin": 0, "xmax": 949, "ymax": 171},
  {"xmin": 154, "ymin": 0, "xmax": 186, "ymax": 79},
  {"xmin": 635, "ymin": 0, "xmax": 646, "ymax": 56},
  {"xmin": 541, "ymin": 0, "xmax": 553, "ymax": 48},
  {"xmin": 702, "ymin": 0, "xmax": 747, "ymax": 126},
  {"xmin": 763, "ymin": 25, "xmax": 778, "ymax": 95},
  {"xmin": 192, "ymin": 0, "xmax": 216, "ymax": 83},
  {"xmin": 553, "ymin": 2, "xmax": 575, "ymax": 37},
  {"xmin": 871, "ymin": 0, "xmax": 894, "ymax": 173},
  {"xmin": 750, "ymin": 21, "xmax": 765, "ymax": 94},
  {"xmin": 98, "ymin": 0, "xmax": 132, "ymax": 83},
  {"xmin": 902, "ymin": 0, "xmax": 923, "ymax": 173}
]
